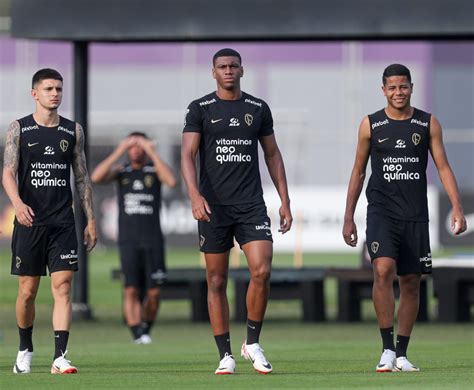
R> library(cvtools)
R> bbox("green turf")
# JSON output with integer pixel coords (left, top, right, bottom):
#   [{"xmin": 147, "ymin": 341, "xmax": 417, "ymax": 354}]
[{"xmin": 1, "ymin": 248, "xmax": 473, "ymax": 388}]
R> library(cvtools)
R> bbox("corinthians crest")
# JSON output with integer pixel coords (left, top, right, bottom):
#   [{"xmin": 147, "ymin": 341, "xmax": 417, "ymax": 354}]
[
  {"xmin": 412, "ymin": 133, "xmax": 421, "ymax": 145},
  {"xmin": 144, "ymin": 175, "xmax": 154, "ymax": 188},
  {"xmin": 60, "ymin": 139, "xmax": 69, "ymax": 152},
  {"xmin": 371, "ymin": 241, "xmax": 379, "ymax": 254},
  {"xmin": 244, "ymin": 113, "xmax": 253, "ymax": 126}
]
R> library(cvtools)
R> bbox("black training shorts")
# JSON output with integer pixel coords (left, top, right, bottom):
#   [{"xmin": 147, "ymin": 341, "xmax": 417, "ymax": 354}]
[
  {"xmin": 366, "ymin": 212, "xmax": 432, "ymax": 275},
  {"xmin": 198, "ymin": 201, "xmax": 273, "ymax": 253},
  {"xmin": 119, "ymin": 242, "xmax": 167, "ymax": 289},
  {"xmin": 11, "ymin": 223, "xmax": 78, "ymax": 276}
]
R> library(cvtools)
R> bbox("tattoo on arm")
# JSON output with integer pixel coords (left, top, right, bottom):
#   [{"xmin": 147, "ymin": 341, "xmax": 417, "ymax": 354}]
[
  {"xmin": 72, "ymin": 123, "xmax": 95, "ymax": 221},
  {"xmin": 3, "ymin": 121, "xmax": 21, "ymax": 173}
]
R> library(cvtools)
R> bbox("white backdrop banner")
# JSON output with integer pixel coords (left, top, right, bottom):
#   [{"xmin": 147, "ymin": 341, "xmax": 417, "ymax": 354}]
[{"xmin": 263, "ymin": 186, "xmax": 439, "ymax": 253}]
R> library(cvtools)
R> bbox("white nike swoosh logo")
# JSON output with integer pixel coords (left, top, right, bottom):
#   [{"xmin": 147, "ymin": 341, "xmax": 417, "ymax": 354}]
[
  {"xmin": 211, "ymin": 119, "xmax": 222, "ymax": 124},
  {"xmin": 69, "ymin": 260, "xmax": 78, "ymax": 265},
  {"xmin": 28, "ymin": 142, "xmax": 39, "ymax": 147},
  {"xmin": 378, "ymin": 138, "xmax": 389, "ymax": 143}
]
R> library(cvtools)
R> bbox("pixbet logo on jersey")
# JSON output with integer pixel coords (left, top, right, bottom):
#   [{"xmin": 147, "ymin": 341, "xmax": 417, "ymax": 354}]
[
  {"xmin": 382, "ymin": 156, "xmax": 420, "ymax": 183},
  {"xmin": 215, "ymin": 138, "xmax": 252, "ymax": 164}
]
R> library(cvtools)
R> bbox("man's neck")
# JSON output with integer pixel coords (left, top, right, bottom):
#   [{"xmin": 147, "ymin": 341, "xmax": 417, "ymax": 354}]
[
  {"xmin": 384, "ymin": 105, "xmax": 414, "ymax": 120},
  {"xmin": 33, "ymin": 108, "xmax": 59, "ymax": 127},
  {"xmin": 216, "ymin": 87, "xmax": 242, "ymax": 101}
]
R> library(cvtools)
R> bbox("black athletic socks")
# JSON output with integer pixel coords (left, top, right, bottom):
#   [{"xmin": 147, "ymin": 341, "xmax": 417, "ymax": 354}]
[
  {"xmin": 380, "ymin": 326, "xmax": 395, "ymax": 351},
  {"xmin": 19, "ymin": 325, "xmax": 33, "ymax": 352},
  {"xmin": 53, "ymin": 330, "xmax": 69, "ymax": 359},
  {"xmin": 396, "ymin": 335, "xmax": 410, "ymax": 357},
  {"xmin": 130, "ymin": 324, "xmax": 143, "ymax": 340},
  {"xmin": 214, "ymin": 332, "xmax": 232, "ymax": 359},
  {"xmin": 141, "ymin": 320, "xmax": 154, "ymax": 335},
  {"xmin": 247, "ymin": 319, "xmax": 263, "ymax": 345}
]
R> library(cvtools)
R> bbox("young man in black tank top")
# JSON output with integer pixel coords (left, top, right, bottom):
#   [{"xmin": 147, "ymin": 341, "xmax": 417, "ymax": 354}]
[
  {"xmin": 182, "ymin": 48, "xmax": 292, "ymax": 375},
  {"xmin": 343, "ymin": 64, "xmax": 467, "ymax": 372},
  {"xmin": 2, "ymin": 69, "xmax": 97, "ymax": 374},
  {"xmin": 91, "ymin": 132, "xmax": 176, "ymax": 344}
]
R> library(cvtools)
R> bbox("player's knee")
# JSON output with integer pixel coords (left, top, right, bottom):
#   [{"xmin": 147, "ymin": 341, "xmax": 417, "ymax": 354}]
[
  {"xmin": 147, "ymin": 288, "xmax": 160, "ymax": 300},
  {"xmin": 207, "ymin": 273, "xmax": 227, "ymax": 293},
  {"xmin": 53, "ymin": 280, "xmax": 72, "ymax": 299},
  {"xmin": 373, "ymin": 267, "xmax": 394, "ymax": 284},
  {"xmin": 400, "ymin": 275, "xmax": 420, "ymax": 298},
  {"xmin": 250, "ymin": 265, "xmax": 271, "ymax": 285},
  {"xmin": 124, "ymin": 287, "xmax": 140, "ymax": 300},
  {"xmin": 18, "ymin": 288, "xmax": 38, "ymax": 304}
]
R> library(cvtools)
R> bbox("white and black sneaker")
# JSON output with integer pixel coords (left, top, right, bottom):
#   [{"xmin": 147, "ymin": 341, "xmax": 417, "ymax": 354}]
[
  {"xmin": 13, "ymin": 349, "xmax": 33, "ymax": 374},
  {"xmin": 215, "ymin": 353, "xmax": 235, "ymax": 375},
  {"xmin": 134, "ymin": 334, "xmax": 152, "ymax": 344},
  {"xmin": 376, "ymin": 349, "xmax": 396, "ymax": 372},
  {"xmin": 51, "ymin": 351, "xmax": 78, "ymax": 374},
  {"xmin": 393, "ymin": 356, "xmax": 420, "ymax": 372},
  {"xmin": 241, "ymin": 341, "xmax": 273, "ymax": 374}
]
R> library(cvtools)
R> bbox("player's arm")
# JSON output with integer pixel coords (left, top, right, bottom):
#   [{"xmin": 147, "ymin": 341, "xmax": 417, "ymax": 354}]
[
  {"xmin": 259, "ymin": 134, "xmax": 292, "ymax": 234},
  {"xmin": 137, "ymin": 137, "xmax": 177, "ymax": 188},
  {"xmin": 1, "ymin": 120, "xmax": 35, "ymax": 227},
  {"xmin": 72, "ymin": 123, "xmax": 97, "ymax": 251},
  {"xmin": 181, "ymin": 132, "xmax": 211, "ymax": 222},
  {"xmin": 429, "ymin": 115, "xmax": 466, "ymax": 235},
  {"xmin": 90, "ymin": 137, "xmax": 134, "ymax": 184},
  {"xmin": 342, "ymin": 116, "xmax": 371, "ymax": 247}
]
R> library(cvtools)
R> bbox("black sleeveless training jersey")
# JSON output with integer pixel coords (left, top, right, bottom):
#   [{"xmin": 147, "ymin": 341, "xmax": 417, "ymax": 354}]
[
  {"xmin": 117, "ymin": 163, "xmax": 162, "ymax": 245},
  {"xmin": 16, "ymin": 114, "xmax": 76, "ymax": 225},
  {"xmin": 366, "ymin": 108, "xmax": 431, "ymax": 221},
  {"xmin": 183, "ymin": 91, "xmax": 274, "ymax": 205}
]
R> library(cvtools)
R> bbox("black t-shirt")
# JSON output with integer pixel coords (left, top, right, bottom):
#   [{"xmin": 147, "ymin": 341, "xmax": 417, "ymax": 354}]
[
  {"xmin": 183, "ymin": 91, "xmax": 274, "ymax": 205},
  {"xmin": 366, "ymin": 108, "xmax": 431, "ymax": 221},
  {"xmin": 117, "ymin": 163, "xmax": 163, "ymax": 245},
  {"xmin": 16, "ymin": 114, "xmax": 76, "ymax": 225}
]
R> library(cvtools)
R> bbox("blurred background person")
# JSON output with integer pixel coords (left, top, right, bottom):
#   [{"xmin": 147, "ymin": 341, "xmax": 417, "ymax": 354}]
[{"xmin": 91, "ymin": 132, "xmax": 176, "ymax": 343}]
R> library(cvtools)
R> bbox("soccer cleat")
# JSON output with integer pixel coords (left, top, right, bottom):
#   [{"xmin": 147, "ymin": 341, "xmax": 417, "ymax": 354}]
[
  {"xmin": 241, "ymin": 341, "xmax": 273, "ymax": 374},
  {"xmin": 393, "ymin": 356, "xmax": 420, "ymax": 372},
  {"xmin": 215, "ymin": 353, "xmax": 235, "ymax": 375},
  {"xmin": 13, "ymin": 349, "xmax": 33, "ymax": 374},
  {"xmin": 51, "ymin": 351, "xmax": 78, "ymax": 374},
  {"xmin": 134, "ymin": 334, "xmax": 152, "ymax": 344},
  {"xmin": 376, "ymin": 349, "xmax": 396, "ymax": 372}
]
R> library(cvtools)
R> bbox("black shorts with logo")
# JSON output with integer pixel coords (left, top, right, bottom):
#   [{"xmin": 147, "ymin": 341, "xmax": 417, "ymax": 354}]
[
  {"xmin": 119, "ymin": 241, "xmax": 167, "ymax": 289},
  {"xmin": 11, "ymin": 223, "xmax": 78, "ymax": 276},
  {"xmin": 365, "ymin": 212, "xmax": 432, "ymax": 275},
  {"xmin": 198, "ymin": 201, "xmax": 273, "ymax": 253}
]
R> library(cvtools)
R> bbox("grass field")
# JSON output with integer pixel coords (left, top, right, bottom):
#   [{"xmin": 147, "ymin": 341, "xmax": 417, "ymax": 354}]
[{"xmin": 1, "ymin": 248, "xmax": 473, "ymax": 388}]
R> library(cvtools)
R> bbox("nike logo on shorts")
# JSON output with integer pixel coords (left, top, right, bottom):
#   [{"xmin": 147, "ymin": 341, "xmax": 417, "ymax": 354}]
[{"xmin": 69, "ymin": 260, "xmax": 78, "ymax": 265}]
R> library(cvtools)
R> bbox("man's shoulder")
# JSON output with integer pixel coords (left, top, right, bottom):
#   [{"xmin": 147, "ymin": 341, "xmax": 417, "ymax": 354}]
[
  {"xmin": 59, "ymin": 116, "xmax": 77, "ymax": 129},
  {"xmin": 189, "ymin": 92, "xmax": 217, "ymax": 108},
  {"xmin": 241, "ymin": 92, "xmax": 269, "ymax": 109}
]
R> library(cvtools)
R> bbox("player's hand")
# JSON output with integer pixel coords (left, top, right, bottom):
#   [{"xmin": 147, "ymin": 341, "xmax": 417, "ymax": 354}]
[
  {"xmin": 84, "ymin": 219, "xmax": 97, "ymax": 251},
  {"xmin": 136, "ymin": 136, "xmax": 156, "ymax": 156},
  {"xmin": 278, "ymin": 203, "xmax": 292, "ymax": 234},
  {"xmin": 343, "ymin": 219, "xmax": 358, "ymax": 247},
  {"xmin": 14, "ymin": 201, "xmax": 35, "ymax": 227},
  {"xmin": 190, "ymin": 193, "xmax": 211, "ymax": 222},
  {"xmin": 451, "ymin": 211, "xmax": 467, "ymax": 235},
  {"xmin": 117, "ymin": 136, "xmax": 137, "ymax": 154}
]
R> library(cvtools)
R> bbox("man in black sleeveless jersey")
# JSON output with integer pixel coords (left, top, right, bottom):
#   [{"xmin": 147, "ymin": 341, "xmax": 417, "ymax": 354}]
[
  {"xmin": 181, "ymin": 48, "xmax": 292, "ymax": 375},
  {"xmin": 343, "ymin": 64, "xmax": 467, "ymax": 373},
  {"xmin": 2, "ymin": 68, "xmax": 97, "ymax": 374},
  {"xmin": 91, "ymin": 132, "xmax": 176, "ymax": 344}
]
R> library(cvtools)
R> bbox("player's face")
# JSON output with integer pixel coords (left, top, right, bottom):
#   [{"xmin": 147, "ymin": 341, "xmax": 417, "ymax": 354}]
[
  {"xmin": 128, "ymin": 144, "xmax": 146, "ymax": 164},
  {"xmin": 31, "ymin": 79, "xmax": 63, "ymax": 110},
  {"xmin": 212, "ymin": 56, "xmax": 243, "ymax": 90},
  {"xmin": 382, "ymin": 76, "xmax": 413, "ymax": 110}
]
